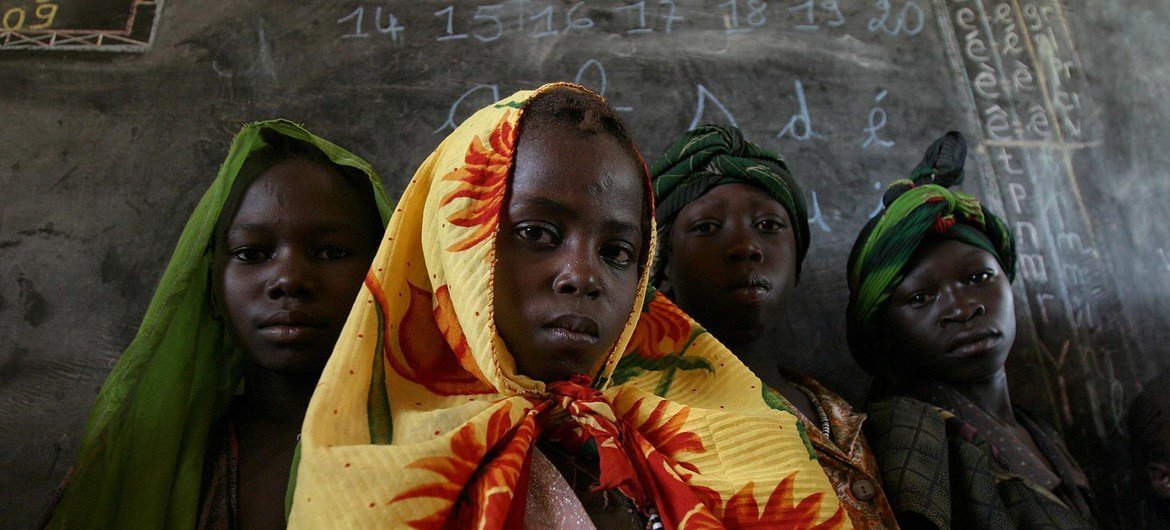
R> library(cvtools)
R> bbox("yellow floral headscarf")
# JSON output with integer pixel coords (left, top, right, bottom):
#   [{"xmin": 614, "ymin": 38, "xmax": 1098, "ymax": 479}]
[{"xmin": 289, "ymin": 84, "xmax": 846, "ymax": 529}]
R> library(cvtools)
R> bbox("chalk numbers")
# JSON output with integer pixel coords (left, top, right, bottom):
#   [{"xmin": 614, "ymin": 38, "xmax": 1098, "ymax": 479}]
[
  {"xmin": 788, "ymin": 0, "xmax": 845, "ymax": 31},
  {"xmin": 720, "ymin": 0, "xmax": 768, "ymax": 33},
  {"xmin": 616, "ymin": 1, "xmax": 684, "ymax": 34},
  {"xmin": 868, "ymin": 0, "xmax": 924, "ymax": 36},
  {"xmin": 2, "ymin": 0, "xmax": 59, "ymax": 31},
  {"xmin": 339, "ymin": 6, "xmax": 404, "ymax": 41}
]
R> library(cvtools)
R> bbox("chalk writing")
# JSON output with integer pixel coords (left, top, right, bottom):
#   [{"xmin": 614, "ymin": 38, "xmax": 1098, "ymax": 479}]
[
  {"xmin": 807, "ymin": 190, "xmax": 832, "ymax": 233},
  {"xmin": 720, "ymin": 0, "xmax": 768, "ymax": 33},
  {"xmin": 435, "ymin": 84, "xmax": 500, "ymax": 134},
  {"xmin": 689, "ymin": 84, "xmax": 739, "ymax": 129},
  {"xmin": 574, "ymin": 59, "xmax": 634, "ymax": 112},
  {"xmin": 435, "ymin": 5, "xmax": 469, "ymax": 41},
  {"xmin": 472, "ymin": 4, "xmax": 504, "ymax": 42},
  {"xmin": 788, "ymin": 0, "xmax": 845, "ymax": 31},
  {"xmin": 867, "ymin": 181, "xmax": 884, "ymax": 219},
  {"xmin": 339, "ymin": 6, "xmax": 404, "ymax": 41},
  {"xmin": 868, "ymin": 0, "xmax": 923, "ymax": 36},
  {"xmin": 862, "ymin": 90, "xmax": 895, "ymax": 148},
  {"xmin": 777, "ymin": 80, "xmax": 820, "ymax": 141}
]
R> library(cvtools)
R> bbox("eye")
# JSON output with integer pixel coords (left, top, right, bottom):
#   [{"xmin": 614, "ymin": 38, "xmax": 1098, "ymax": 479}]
[
  {"xmin": 600, "ymin": 242, "xmax": 636, "ymax": 269},
  {"xmin": 514, "ymin": 223, "xmax": 560, "ymax": 246},
  {"xmin": 969, "ymin": 270, "xmax": 995, "ymax": 284},
  {"xmin": 317, "ymin": 247, "xmax": 353, "ymax": 260},
  {"xmin": 230, "ymin": 247, "xmax": 269, "ymax": 263},
  {"xmin": 688, "ymin": 220, "xmax": 719, "ymax": 235},
  {"xmin": 755, "ymin": 217, "xmax": 787, "ymax": 233},
  {"xmin": 906, "ymin": 292, "xmax": 935, "ymax": 308}
]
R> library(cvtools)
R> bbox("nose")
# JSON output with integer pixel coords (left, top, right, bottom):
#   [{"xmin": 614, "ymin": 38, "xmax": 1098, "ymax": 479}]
[
  {"xmin": 553, "ymin": 247, "xmax": 602, "ymax": 300},
  {"xmin": 266, "ymin": 252, "xmax": 311, "ymax": 299},
  {"xmin": 940, "ymin": 289, "xmax": 986, "ymax": 326},
  {"xmin": 725, "ymin": 224, "xmax": 764, "ymax": 263}
]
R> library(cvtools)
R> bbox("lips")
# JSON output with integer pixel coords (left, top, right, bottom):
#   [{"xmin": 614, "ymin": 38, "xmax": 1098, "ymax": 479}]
[
  {"xmin": 541, "ymin": 314, "xmax": 600, "ymax": 345},
  {"xmin": 257, "ymin": 310, "xmax": 326, "ymax": 344},
  {"xmin": 946, "ymin": 330, "xmax": 1003, "ymax": 357},
  {"xmin": 729, "ymin": 272, "xmax": 773, "ymax": 304}
]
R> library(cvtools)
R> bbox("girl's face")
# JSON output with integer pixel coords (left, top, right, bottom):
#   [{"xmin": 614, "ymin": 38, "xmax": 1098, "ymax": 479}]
[
  {"xmin": 878, "ymin": 238, "xmax": 1016, "ymax": 384},
  {"xmin": 213, "ymin": 159, "xmax": 381, "ymax": 375},
  {"xmin": 664, "ymin": 183, "xmax": 797, "ymax": 344},
  {"xmin": 493, "ymin": 124, "xmax": 645, "ymax": 383}
]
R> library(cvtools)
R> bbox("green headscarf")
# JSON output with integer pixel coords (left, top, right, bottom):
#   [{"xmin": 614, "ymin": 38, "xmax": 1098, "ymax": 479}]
[
  {"xmin": 47, "ymin": 120, "xmax": 393, "ymax": 529},
  {"xmin": 650, "ymin": 124, "xmax": 810, "ymax": 282},
  {"xmin": 845, "ymin": 131, "xmax": 1016, "ymax": 374}
]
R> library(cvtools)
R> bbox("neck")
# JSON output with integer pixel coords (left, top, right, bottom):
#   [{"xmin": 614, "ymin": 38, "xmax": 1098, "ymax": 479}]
[
  {"xmin": 237, "ymin": 363, "xmax": 320, "ymax": 428},
  {"xmin": 938, "ymin": 369, "xmax": 1015, "ymax": 424},
  {"xmin": 717, "ymin": 329, "xmax": 786, "ymax": 389}
]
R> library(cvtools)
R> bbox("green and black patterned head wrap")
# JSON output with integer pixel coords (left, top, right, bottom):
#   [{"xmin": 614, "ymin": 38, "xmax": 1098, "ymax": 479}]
[
  {"xmin": 845, "ymin": 131, "xmax": 1016, "ymax": 374},
  {"xmin": 650, "ymin": 124, "xmax": 810, "ymax": 283}
]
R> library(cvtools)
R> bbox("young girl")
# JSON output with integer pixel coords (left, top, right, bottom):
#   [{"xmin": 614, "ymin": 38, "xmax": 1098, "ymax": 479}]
[
  {"xmin": 846, "ymin": 132, "xmax": 1097, "ymax": 528},
  {"xmin": 287, "ymin": 84, "xmax": 846, "ymax": 528},
  {"xmin": 642, "ymin": 124, "xmax": 896, "ymax": 528},
  {"xmin": 46, "ymin": 121, "xmax": 392, "ymax": 529}
]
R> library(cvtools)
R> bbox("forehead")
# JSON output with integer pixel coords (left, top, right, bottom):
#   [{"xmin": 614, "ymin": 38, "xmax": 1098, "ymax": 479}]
[
  {"xmin": 509, "ymin": 125, "xmax": 644, "ymax": 218},
  {"xmin": 676, "ymin": 183, "xmax": 786, "ymax": 217},
  {"xmin": 899, "ymin": 239, "xmax": 1001, "ymax": 284},
  {"xmin": 229, "ymin": 159, "xmax": 368, "ymax": 228}
]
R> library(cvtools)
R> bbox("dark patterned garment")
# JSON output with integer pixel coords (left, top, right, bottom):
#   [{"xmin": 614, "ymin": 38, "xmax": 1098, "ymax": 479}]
[
  {"xmin": 196, "ymin": 420, "xmax": 237, "ymax": 530},
  {"xmin": 865, "ymin": 395, "xmax": 1098, "ymax": 529}
]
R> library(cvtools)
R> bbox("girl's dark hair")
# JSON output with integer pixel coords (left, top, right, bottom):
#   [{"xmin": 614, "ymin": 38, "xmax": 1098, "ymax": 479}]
[
  {"xmin": 516, "ymin": 85, "xmax": 652, "ymax": 268},
  {"xmin": 211, "ymin": 129, "xmax": 383, "ymax": 248}
]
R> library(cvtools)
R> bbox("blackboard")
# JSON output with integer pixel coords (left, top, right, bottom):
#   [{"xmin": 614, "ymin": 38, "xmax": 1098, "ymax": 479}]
[
  {"xmin": 3, "ymin": 0, "xmax": 1168, "ymax": 526},
  {"xmin": 0, "ymin": 0, "xmax": 162, "ymax": 51}
]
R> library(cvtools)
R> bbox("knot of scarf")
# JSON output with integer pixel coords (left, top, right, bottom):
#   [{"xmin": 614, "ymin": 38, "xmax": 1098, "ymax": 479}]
[
  {"xmin": 650, "ymin": 124, "xmax": 810, "ymax": 282},
  {"xmin": 538, "ymin": 375, "xmax": 715, "ymax": 526}
]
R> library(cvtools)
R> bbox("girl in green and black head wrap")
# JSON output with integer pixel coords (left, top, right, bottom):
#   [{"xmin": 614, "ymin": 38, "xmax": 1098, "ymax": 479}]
[
  {"xmin": 46, "ymin": 121, "xmax": 393, "ymax": 529},
  {"xmin": 847, "ymin": 131, "xmax": 1098, "ymax": 529},
  {"xmin": 646, "ymin": 124, "xmax": 899, "ymax": 529}
]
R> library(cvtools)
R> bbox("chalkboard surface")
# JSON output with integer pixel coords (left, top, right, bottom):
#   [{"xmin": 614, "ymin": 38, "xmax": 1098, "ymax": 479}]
[
  {"xmin": 0, "ymin": 0, "xmax": 162, "ymax": 51},
  {"xmin": 3, "ymin": 0, "xmax": 1168, "ymax": 526}
]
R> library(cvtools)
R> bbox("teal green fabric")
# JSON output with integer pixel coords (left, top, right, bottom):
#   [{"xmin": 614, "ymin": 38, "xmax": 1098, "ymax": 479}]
[
  {"xmin": 650, "ymin": 124, "xmax": 810, "ymax": 281},
  {"xmin": 48, "ymin": 120, "xmax": 393, "ymax": 529}
]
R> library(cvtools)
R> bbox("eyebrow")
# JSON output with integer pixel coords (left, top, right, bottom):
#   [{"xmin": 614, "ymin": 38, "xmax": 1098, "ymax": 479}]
[
  {"xmin": 226, "ymin": 222, "xmax": 361, "ymax": 235},
  {"xmin": 514, "ymin": 196, "xmax": 641, "ymax": 236},
  {"xmin": 513, "ymin": 197, "xmax": 578, "ymax": 219}
]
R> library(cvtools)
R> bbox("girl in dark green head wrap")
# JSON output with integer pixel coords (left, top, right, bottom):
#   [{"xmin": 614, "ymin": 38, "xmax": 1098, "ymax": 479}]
[
  {"xmin": 45, "ymin": 121, "xmax": 393, "ymax": 529},
  {"xmin": 847, "ymin": 131, "xmax": 1098, "ymax": 529},
  {"xmin": 644, "ymin": 123, "xmax": 897, "ymax": 528}
]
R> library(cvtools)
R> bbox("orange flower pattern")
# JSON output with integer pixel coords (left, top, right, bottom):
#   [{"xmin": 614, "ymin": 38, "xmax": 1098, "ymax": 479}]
[
  {"xmin": 367, "ymin": 274, "xmax": 494, "ymax": 395},
  {"xmin": 614, "ymin": 290, "xmax": 713, "ymax": 394},
  {"xmin": 391, "ymin": 401, "xmax": 545, "ymax": 529},
  {"xmin": 439, "ymin": 111, "xmax": 517, "ymax": 252}
]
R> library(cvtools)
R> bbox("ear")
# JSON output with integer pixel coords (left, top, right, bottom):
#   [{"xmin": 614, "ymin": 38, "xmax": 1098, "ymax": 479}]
[{"xmin": 1149, "ymin": 462, "xmax": 1170, "ymax": 499}]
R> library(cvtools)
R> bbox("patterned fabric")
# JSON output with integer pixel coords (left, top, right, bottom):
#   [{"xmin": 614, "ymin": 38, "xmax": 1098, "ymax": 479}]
[
  {"xmin": 865, "ymin": 396, "xmax": 1097, "ymax": 529},
  {"xmin": 784, "ymin": 373, "xmax": 899, "ymax": 529},
  {"xmin": 649, "ymin": 124, "xmax": 810, "ymax": 281},
  {"xmin": 45, "ymin": 121, "xmax": 394, "ymax": 529},
  {"xmin": 845, "ymin": 132, "xmax": 1016, "ymax": 373},
  {"xmin": 287, "ymin": 84, "xmax": 847, "ymax": 529}
]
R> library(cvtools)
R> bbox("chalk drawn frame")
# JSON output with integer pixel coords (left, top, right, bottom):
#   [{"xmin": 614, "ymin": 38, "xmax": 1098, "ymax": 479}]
[{"xmin": 1, "ymin": 0, "xmax": 163, "ymax": 52}]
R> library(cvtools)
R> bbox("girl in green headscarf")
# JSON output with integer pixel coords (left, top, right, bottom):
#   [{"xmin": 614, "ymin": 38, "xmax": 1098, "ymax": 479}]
[
  {"xmin": 45, "ymin": 120, "xmax": 392, "ymax": 529},
  {"xmin": 846, "ymin": 131, "xmax": 1097, "ymax": 528}
]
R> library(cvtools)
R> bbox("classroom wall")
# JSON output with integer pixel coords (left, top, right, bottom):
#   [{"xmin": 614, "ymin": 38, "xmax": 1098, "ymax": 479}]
[{"xmin": 2, "ymin": 0, "xmax": 1168, "ymax": 526}]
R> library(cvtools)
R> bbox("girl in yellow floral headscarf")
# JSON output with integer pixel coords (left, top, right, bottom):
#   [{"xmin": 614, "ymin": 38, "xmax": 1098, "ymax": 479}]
[{"xmin": 288, "ymin": 83, "xmax": 846, "ymax": 529}]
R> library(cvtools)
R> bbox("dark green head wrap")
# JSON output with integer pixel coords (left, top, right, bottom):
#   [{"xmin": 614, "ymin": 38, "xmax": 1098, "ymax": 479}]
[
  {"xmin": 845, "ymin": 131, "xmax": 1016, "ymax": 374},
  {"xmin": 650, "ymin": 124, "xmax": 810, "ymax": 283}
]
